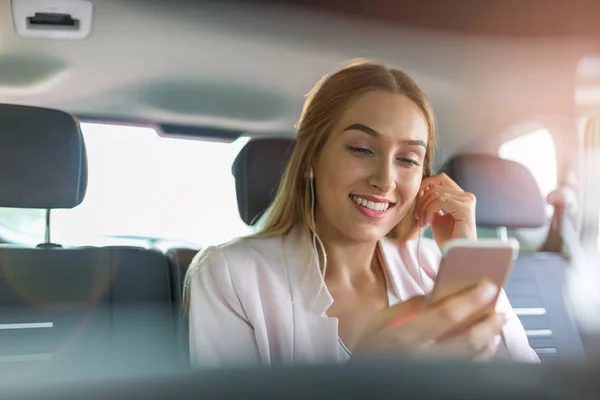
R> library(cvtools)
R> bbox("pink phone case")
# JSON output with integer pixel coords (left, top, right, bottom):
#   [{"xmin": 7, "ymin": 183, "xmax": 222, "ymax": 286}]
[{"xmin": 427, "ymin": 239, "xmax": 518, "ymax": 341}]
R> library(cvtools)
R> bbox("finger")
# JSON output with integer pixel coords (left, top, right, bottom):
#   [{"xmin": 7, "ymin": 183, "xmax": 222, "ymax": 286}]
[
  {"xmin": 418, "ymin": 185, "xmax": 470, "ymax": 202},
  {"xmin": 546, "ymin": 189, "xmax": 566, "ymax": 207},
  {"xmin": 421, "ymin": 188, "xmax": 474, "ymax": 215},
  {"xmin": 389, "ymin": 280, "xmax": 499, "ymax": 346},
  {"xmin": 377, "ymin": 295, "xmax": 427, "ymax": 329},
  {"xmin": 412, "ymin": 330, "xmax": 501, "ymax": 362},
  {"xmin": 420, "ymin": 173, "xmax": 463, "ymax": 192},
  {"xmin": 416, "ymin": 186, "xmax": 467, "ymax": 212},
  {"xmin": 418, "ymin": 194, "xmax": 445, "ymax": 227},
  {"xmin": 354, "ymin": 296, "xmax": 427, "ymax": 357},
  {"xmin": 425, "ymin": 196, "xmax": 473, "ymax": 226},
  {"xmin": 486, "ymin": 334, "xmax": 503, "ymax": 357},
  {"xmin": 415, "ymin": 186, "xmax": 451, "ymax": 223},
  {"xmin": 472, "ymin": 338, "xmax": 500, "ymax": 363},
  {"xmin": 417, "ymin": 191, "xmax": 472, "ymax": 226},
  {"xmin": 432, "ymin": 312, "xmax": 505, "ymax": 357},
  {"xmin": 417, "ymin": 190, "xmax": 452, "ymax": 222}
]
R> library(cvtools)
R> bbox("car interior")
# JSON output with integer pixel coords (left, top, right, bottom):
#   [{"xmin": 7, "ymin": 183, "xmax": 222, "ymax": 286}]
[{"xmin": 1, "ymin": 0, "xmax": 600, "ymax": 398}]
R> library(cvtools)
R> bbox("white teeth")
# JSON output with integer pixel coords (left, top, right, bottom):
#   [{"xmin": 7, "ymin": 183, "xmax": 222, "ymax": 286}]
[{"xmin": 351, "ymin": 196, "xmax": 391, "ymax": 212}]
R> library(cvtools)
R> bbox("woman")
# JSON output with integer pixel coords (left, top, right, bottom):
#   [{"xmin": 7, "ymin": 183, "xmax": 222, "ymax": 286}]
[{"xmin": 184, "ymin": 59, "xmax": 539, "ymax": 366}]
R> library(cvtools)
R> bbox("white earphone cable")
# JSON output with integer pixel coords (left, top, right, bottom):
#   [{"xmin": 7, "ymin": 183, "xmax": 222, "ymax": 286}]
[{"xmin": 416, "ymin": 225, "xmax": 426, "ymax": 293}]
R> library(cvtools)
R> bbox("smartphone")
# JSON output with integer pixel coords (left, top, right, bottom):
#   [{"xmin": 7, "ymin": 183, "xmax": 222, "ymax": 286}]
[{"xmin": 426, "ymin": 238, "xmax": 520, "ymax": 340}]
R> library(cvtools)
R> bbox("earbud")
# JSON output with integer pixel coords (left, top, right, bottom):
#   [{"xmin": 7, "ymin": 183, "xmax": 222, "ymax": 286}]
[{"xmin": 309, "ymin": 167, "xmax": 314, "ymax": 179}]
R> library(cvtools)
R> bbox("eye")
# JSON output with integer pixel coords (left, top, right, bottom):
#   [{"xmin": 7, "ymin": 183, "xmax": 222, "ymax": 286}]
[
  {"xmin": 397, "ymin": 157, "xmax": 420, "ymax": 167},
  {"xmin": 348, "ymin": 146, "xmax": 373, "ymax": 156}
]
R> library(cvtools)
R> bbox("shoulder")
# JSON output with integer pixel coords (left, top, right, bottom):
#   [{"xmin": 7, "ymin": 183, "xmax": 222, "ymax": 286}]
[
  {"xmin": 214, "ymin": 235, "xmax": 283, "ymax": 260},
  {"xmin": 187, "ymin": 235, "xmax": 287, "ymax": 290}
]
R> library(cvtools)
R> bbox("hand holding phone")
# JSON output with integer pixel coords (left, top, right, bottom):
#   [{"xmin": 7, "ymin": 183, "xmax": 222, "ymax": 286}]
[
  {"xmin": 353, "ymin": 281, "xmax": 505, "ymax": 360},
  {"xmin": 426, "ymin": 238, "xmax": 519, "ymax": 340},
  {"xmin": 352, "ymin": 238, "xmax": 518, "ymax": 361}
]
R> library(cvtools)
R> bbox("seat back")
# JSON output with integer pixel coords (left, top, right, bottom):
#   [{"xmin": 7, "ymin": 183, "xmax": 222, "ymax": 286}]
[
  {"xmin": 232, "ymin": 137, "xmax": 295, "ymax": 225},
  {"xmin": 166, "ymin": 248, "xmax": 200, "ymax": 312},
  {"xmin": 442, "ymin": 153, "xmax": 585, "ymax": 361},
  {"xmin": 166, "ymin": 247, "xmax": 200, "ymax": 363},
  {"xmin": 0, "ymin": 247, "xmax": 178, "ymax": 368},
  {"xmin": 0, "ymin": 105, "xmax": 181, "ymax": 377},
  {"xmin": 506, "ymin": 253, "xmax": 585, "ymax": 361}
]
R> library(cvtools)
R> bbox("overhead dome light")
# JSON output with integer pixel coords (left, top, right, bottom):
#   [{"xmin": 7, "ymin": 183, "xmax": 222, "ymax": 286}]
[{"xmin": 11, "ymin": 0, "xmax": 93, "ymax": 40}]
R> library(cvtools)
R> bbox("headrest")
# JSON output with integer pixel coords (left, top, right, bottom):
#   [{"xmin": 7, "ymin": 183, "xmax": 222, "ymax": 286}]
[
  {"xmin": 0, "ymin": 104, "xmax": 87, "ymax": 209},
  {"xmin": 440, "ymin": 154, "xmax": 546, "ymax": 228},
  {"xmin": 232, "ymin": 138, "xmax": 295, "ymax": 225}
]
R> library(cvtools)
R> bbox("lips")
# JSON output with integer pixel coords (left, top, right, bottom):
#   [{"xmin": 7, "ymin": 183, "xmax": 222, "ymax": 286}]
[{"xmin": 349, "ymin": 194, "xmax": 395, "ymax": 213}]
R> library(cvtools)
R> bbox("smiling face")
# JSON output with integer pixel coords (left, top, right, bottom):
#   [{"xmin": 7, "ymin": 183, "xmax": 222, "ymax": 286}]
[{"xmin": 313, "ymin": 90, "xmax": 429, "ymax": 243}]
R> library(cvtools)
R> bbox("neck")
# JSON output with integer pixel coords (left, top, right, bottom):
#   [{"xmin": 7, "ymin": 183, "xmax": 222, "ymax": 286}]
[{"xmin": 314, "ymin": 220, "xmax": 380, "ymax": 282}]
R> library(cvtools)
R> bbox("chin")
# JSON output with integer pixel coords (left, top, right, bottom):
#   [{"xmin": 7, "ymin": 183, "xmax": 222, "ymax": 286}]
[{"xmin": 343, "ymin": 224, "xmax": 393, "ymax": 243}]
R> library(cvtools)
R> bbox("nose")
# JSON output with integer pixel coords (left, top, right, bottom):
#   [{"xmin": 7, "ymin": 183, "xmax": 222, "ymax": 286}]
[{"xmin": 368, "ymin": 157, "xmax": 396, "ymax": 194}]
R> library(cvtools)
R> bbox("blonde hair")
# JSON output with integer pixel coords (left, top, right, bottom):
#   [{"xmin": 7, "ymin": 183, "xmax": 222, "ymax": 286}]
[
  {"xmin": 254, "ymin": 58, "xmax": 435, "ymax": 239},
  {"xmin": 183, "ymin": 59, "xmax": 436, "ymax": 311}
]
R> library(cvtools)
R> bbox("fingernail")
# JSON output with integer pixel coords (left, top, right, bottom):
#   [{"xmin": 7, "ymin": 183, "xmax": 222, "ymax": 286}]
[{"xmin": 480, "ymin": 282, "xmax": 498, "ymax": 300}]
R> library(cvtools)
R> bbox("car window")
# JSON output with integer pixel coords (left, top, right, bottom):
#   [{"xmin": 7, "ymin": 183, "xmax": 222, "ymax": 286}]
[
  {"xmin": 0, "ymin": 208, "xmax": 46, "ymax": 245},
  {"xmin": 0, "ymin": 123, "xmax": 254, "ymax": 248},
  {"xmin": 499, "ymin": 128, "xmax": 558, "ymax": 203}
]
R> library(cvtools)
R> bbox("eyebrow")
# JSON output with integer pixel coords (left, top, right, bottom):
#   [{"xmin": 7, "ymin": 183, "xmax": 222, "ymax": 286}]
[{"xmin": 343, "ymin": 123, "xmax": 427, "ymax": 149}]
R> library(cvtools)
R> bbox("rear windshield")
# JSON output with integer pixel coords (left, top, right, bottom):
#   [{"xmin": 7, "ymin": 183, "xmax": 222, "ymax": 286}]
[{"xmin": 0, "ymin": 123, "xmax": 254, "ymax": 248}]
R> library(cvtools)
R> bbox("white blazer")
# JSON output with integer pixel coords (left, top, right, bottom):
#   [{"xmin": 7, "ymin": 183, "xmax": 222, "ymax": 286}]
[{"xmin": 188, "ymin": 228, "xmax": 540, "ymax": 367}]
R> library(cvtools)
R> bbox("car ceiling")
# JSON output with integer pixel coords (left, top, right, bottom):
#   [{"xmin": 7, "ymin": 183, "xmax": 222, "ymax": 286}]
[{"xmin": 0, "ymin": 0, "xmax": 599, "ymax": 164}]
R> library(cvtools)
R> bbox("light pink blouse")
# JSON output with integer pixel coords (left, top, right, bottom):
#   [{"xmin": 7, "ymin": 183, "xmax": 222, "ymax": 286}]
[{"xmin": 188, "ymin": 227, "xmax": 540, "ymax": 367}]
